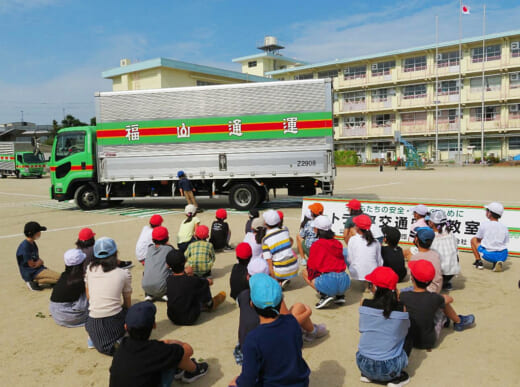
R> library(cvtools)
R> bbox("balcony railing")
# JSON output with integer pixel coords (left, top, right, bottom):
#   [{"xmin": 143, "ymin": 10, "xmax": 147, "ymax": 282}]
[{"xmin": 342, "ymin": 127, "xmax": 367, "ymax": 137}]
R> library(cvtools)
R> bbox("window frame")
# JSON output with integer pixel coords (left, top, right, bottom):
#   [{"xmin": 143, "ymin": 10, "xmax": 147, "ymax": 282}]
[
  {"xmin": 343, "ymin": 65, "xmax": 366, "ymax": 80},
  {"xmin": 471, "ymin": 44, "xmax": 502, "ymax": 63},
  {"xmin": 403, "ymin": 56, "xmax": 427, "ymax": 72},
  {"xmin": 371, "ymin": 61, "xmax": 396, "ymax": 76},
  {"xmin": 437, "ymin": 51, "xmax": 461, "ymax": 67},
  {"xmin": 402, "ymin": 84, "xmax": 427, "ymax": 99}
]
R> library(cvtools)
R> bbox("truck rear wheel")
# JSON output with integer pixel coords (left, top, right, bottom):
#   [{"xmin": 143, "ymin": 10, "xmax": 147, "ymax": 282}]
[
  {"xmin": 75, "ymin": 184, "xmax": 100, "ymax": 210},
  {"xmin": 229, "ymin": 183, "xmax": 258, "ymax": 211},
  {"xmin": 15, "ymin": 170, "xmax": 20, "ymax": 179}
]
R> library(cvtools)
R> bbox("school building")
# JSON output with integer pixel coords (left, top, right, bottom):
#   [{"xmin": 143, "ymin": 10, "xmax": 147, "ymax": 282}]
[{"xmin": 103, "ymin": 31, "xmax": 520, "ymax": 161}]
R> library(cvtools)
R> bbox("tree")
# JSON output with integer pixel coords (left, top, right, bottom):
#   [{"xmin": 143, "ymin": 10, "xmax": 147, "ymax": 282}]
[
  {"xmin": 90, "ymin": 117, "xmax": 97, "ymax": 126},
  {"xmin": 61, "ymin": 114, "xmax": 86, "ymax": 128}
]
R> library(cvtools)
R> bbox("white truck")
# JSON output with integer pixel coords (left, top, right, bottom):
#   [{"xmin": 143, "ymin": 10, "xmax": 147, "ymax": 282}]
[{"xmin": 49, "ymin": 79, "xmax": 335, "ymax": 210}]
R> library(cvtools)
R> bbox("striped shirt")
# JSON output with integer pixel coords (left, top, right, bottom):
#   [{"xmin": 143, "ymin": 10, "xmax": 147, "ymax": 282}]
[
  {"xmin": 185, "ymin": 240, "xmax": 216, "ymax": 276},
  {"xmin": 262, "ymin": 227, "xmax": 299, "ymax": 279}
]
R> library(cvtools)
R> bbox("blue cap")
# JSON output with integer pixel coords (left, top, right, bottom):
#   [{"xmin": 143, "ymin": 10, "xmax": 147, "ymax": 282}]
[
  {"xmin": 93, "ymin": 237, "xmax": 117, "ymax": 258},
  {"xmin": 416, "ymin": 227, "xmax": 435, "ymax": 243},
  {"xmin": 249, "ymin": 273, "xmax": 282, "ymax": 310},
  {"xmin": 177, "ymin": 170, "xmax": 185, "ymax": 178},
  {"xmin": 125, "ymin": 301, "xmax": 156, "ymax": 329}
]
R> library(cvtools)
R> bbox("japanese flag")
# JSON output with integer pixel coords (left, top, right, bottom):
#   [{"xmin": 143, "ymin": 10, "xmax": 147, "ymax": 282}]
[{"xmin": 462, "ymin": 5, "xmax": 470, "ymax": 14}]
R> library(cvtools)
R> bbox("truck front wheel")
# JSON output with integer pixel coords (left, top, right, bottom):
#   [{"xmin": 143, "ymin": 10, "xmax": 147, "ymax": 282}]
[
  {"xmin": 229, "ymin": 183, "xmax": 258, "ymax": 211},
  {"xmin": 75, "ymin": 184, "xmax": 100, "ymax": 210}
]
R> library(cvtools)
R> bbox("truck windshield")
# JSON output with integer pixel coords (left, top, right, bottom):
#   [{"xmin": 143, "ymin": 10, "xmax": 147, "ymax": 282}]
[
  {"xmin": 23, "ymin": 153, "xmax": 45, "ymax": 163},
  {"xmin": 55, "ymin": 131, "xmax": 86, "ymax": 161}
]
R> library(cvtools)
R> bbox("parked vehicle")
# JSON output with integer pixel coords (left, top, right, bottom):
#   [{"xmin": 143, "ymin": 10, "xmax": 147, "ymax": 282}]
[{"xmin": 0, "ymin": 142, "xmax": 46, "ymax": 178}]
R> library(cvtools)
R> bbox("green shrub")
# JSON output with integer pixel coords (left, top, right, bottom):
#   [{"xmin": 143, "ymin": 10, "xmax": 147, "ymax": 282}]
[{"xmin": 334, "ymin": 150, "xmax": 359, "ymax": 165}]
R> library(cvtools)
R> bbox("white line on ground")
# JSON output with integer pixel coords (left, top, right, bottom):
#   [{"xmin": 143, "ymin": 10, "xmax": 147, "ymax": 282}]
[
  {"xmin": 0, "ymin": 191, "xmax": 48, "ymax": 199},
  {"xmin": 339, "ymin": 182, "xmax": 402, "ymax": 191}
]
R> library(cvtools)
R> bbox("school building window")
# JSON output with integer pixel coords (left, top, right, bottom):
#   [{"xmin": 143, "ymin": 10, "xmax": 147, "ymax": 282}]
[
  {"xmin": 470, "ymin": 106, "xmax": 500, "ymax": 122},
  {"xmin": 371, "ymin": 61, "xmax": 395, "ymax": 76},
  {"xmin": 403, "ymin": 56, "xmax": 427, "ymax": 72},
  {"xmin": 509, "ymin": 104, "xmax": 520, "ymax": 119},
  {"xmin": 437, "ymin": 80, "xmax": 459, "ymax": 95},
  {"xmin": 471, "ymin": 44, "xmax": 501, "ymax": 63},
  {"xmin": 401, "ymin": 111, "xmax": 427, "ymax": 126},
  {"xmin": 468, "ymin": 138, "xmax": 501, "ymax": 151},
  {"xmin": 317, "ymin": 69, "xmax": 338, "ymax": 79},
  {"xmin": 196, "ymin": 80, "xmax": 218, "ymax": 86},
  {"xmin": 469, "ymin": 75, "xmax": 501, "ymax": 93},
  {"xmin": 333, "ymin": 117, "xmax": 339, "ymax": 127},
  {"xmin": 371, "ymin": 88, "xmax": 395, "ymax": 102},
  {"xmin": 411, "ymin": 141, "xmax": 429, "ymax": 154},
  {"xmin": 403, "ymin": 84, "xmax": 427, "ymax": 99},
  {"xmin": 343, "ymin": 65, "xmax": 366, "ymax": 79},
  {"xmin": 509, "ymin": 137, "xmax": 520, "ymax": 150},
  {"xmin": 344, "ymin": 91, "xmax": 366, "ymax": 104},
  {"xmin": 511, "ymin": 41, "xmax": 520, "ymax": 57},
  {"xmin": 248, "ymin": 61, "xmax": 257, "ymax": 68},
  {"xmin": 438, "ymin": 140, "xmax": 461, "ymax": 151},
  {"xmin": 371, "ymin": 142, "xmax": 395, "ymax": 154},
  {"xmin": 437, "ymin": 51, "xmax": 460, "ymax": 67},
  {"xmin": 345, "ymin": 116, "xmax": 366, "ymax": 128},
  {"xmin": 343, "ymin": 143, "xmax": 366, "ymax": 153},
  {"xmin": 437, "ymin": 109, "xmax": 462, "ymax": 123},
  {"xmin": 510, "ymin": 72, "xmax": 520, "ymax": 89},
  {"xmin": 294, "ymin": 72, "xmax": 314, "ymax": 80},
  {"xmin": 373, "ymin": 114, "xmax": 394, "ymax": 127}
]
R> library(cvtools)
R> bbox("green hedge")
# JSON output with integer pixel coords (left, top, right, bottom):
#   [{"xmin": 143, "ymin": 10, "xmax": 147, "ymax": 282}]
[{"xmin": 334, "ymin": 150, "xmax": 359, "ymax": 166}]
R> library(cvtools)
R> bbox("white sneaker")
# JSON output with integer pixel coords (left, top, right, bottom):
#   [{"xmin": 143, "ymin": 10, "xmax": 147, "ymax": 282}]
[
  {"xmin": 144, "ymin": 295, "xmax": 153, "ymax": 301},
  {"xmin": 360, "ymin": 375, "xmax": 371, "ymax": 383},
  {"xmin": 161, "ymin": 295, "xmax": 168, "ymax": 302},
  {"xmin": 493, "ymin": 261, "xmax": 503, "ymax": 272}
]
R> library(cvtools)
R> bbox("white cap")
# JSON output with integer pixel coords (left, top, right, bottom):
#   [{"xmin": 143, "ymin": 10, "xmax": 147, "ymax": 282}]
[
  {"xmin": 429, "ymin": 209, "xmax": 447, "ymax": 224},
  {"xmin": 313, "ymin": 215, "xmax": 332, "ymax": 231},
  {"xmin": 251, "ymin": 217, "xmax": 265, "ymax": 230},
  {"xmin": 485, "ymin": 202, "xmax": 504, "ymax": 216},
  {"xmin": 304, "ymin": 209, "xmax": 312, "ymax": 219},
  {"xmin": 263, "ymin": 210, "xmax": 280, "ymax": 227},
  {"xmin": 247, "ymin": 258, "xmax": 270, "ymax": 276},
  {"xmin": 64, "ymin": 248, "xmax": 87, "ymax": 266},
  {"xmin": 412, "ymin": 204, "xmax": 428, "ymax": 216},
  {"xmin": 185, "ymin": 204, "xmax": 197, "ymax": 215},
  {"xmin": 370, "ymin": 224, "xmax": 384, "ymax": 239}
]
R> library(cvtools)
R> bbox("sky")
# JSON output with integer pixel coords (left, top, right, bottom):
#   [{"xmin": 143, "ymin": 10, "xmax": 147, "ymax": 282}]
[{"xmin": 1, "ymin": 0, "xmax": 519, "ymax": 124}]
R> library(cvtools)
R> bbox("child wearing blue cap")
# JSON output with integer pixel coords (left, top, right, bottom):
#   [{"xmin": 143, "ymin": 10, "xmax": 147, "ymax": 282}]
[
  {"xmin": 109, "ymin": 301, "xmax": 209, "ymax": 386},
  {"xmin": 407, "ymin": 227, "xmax": 443, "ymax": 294},
  {"xmin": 230, "ymin": 273, "xmax": 311, "ymax": 387}
]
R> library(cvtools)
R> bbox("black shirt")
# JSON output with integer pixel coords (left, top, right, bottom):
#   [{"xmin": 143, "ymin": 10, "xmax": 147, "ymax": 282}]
[
  {"xmin": 230, "ymin": 263, "xmax": 249, "ymax": 300},
  {"xmin": 109, "ymin": 337, "xmax": 184, "ymax": 387},
  {"xmin": 362, "ymin": 298, "xmax": 405, "ymax": 312},
  {"xmin": 237, "ymin": 289, "xmax": 260, "ymax": 347},
  {"xmin": 166, "ymin": 274, "xmax": 210, "ymax": 325},
  {"xmin": 210, "ymin": 220, "xmax": 229, "ymax": 250},
  {"xmin": 245, "ymin": 219, "xmax": 253, "ymax": 234},
  {"xmin": 381, "ymin": 246, "xmax": 407, "ymax": 282},
  {"xmin": 400, "ymin": 291, "xmax": 445, "ymax": 349},
  {"xmin": 50, "ymin": 271, "xmax": 85, "ymax": 303},
  {"xmin": 178, "ymin": 177, "xmax": 193, "ymax": 192}
]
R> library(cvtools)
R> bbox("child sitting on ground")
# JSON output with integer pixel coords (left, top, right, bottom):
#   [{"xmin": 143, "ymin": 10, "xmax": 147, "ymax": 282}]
[
  {"xmin": 142, "ymin": 226, "xmax": 173, "ymax": 302},
  {"xmin": 185, "ymin": 225, "xmax": 216, "ymax": 278},
  {"xmin": 245, "ymin": 209, "xmax": 259, "ymax": 234},
  {"xmin": 230, "ymin": 273, "xmax": 311, "ymax": 386},
  {"xmin": 230, "ymin": 243, "xmax": 253, "ymax": 300},
  {"xmin": 471, "ymin": 202, "xmax": 509, "ymax": 272},
  {"xmin": 210, "ymin": 208, "xmax": 233, "ymax": 251},
  {"xmin": 407, "ymin": 227, "xmax": 443, "ymax": 294},
  {"xmin": 109, "ymin": 301, "xmax": 209, "ymax": 386},
  {"xmin": 400, "ymin": 260, "xmax": 475, "ymax": 351},
  {"xmin": 166, "ymin": 249, "xmax": 226, "ymax": 326},
  {"xmin": 243, "ymin": 218, "xmax": 265, "ymax": 260},
  {"xmin": 347, "ymin": 215, "xmax": 383, "ymax": 282},
  {"xmin": 177, "ymin": 205, "xmax": 200, "ymax": 253},
  {"xmin": 357, "ymin": 267, "xmax": 411, "ymax": 386},
  {"xmin": 135, "ymin": 214, "xmax": 164, "ymax": 265},
  {"xmin": 78, "ymin": 228, "xmax": 132, "ymax": 271},
  {"xmin": 302, "ymin": 215, "xmax": 350, "ymax": 309},
  {"xmin": 297, "ymin": 203, "xmax": 323, "ymax": 264},
  {"xmin": 381, "ymin": 226, "xmax": 407, "ymax": 282}
]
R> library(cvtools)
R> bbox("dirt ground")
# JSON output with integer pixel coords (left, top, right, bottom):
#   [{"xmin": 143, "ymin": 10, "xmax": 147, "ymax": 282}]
[{"xmin": 1, "ymin": 166, "xmax": 519, "ymax": 387}]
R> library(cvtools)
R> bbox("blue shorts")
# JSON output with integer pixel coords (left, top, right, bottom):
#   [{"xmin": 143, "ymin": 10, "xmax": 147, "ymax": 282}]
[
  {"xmin": 356, "ymin": 350, "xmax": 408, "ymax": 383},
  {"xmin": 478, "ymin": 245, "xmax": 508, "ymax": 263},
  {"xmin": 314, "ymin": 271, "xmax": 350, "ymax": 297}
]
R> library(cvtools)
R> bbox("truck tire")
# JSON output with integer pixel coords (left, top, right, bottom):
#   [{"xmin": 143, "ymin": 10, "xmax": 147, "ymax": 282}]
[
  {"xmin": 15, "ymin": 170, "xmax": 20, "ymax": 179},
  {"xmin": 74, "ymin": 184, "xmax": 100, "ymax": 210},
  {"xmin": 229, "ymin": 183, "xmax": 258, "ymax": 211}
]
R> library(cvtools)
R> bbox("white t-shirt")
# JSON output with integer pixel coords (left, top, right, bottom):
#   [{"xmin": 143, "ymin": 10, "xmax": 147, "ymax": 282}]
[
  {"xmin": 86, "ymin": 265, "xmax": 132, "ymax": 318},
  {"xmin": 135, "ymin": 225, "xmax": 153, "ymax": 261},
  {"xmin": 243, "ymin": 232, "xmax": 263, "ymax": 260},
  {"xmin": 476, "ymin": 220, "xmax": 509, "ymax": 251},
  {"xmin": 347, "ymin": 234, "xmax": 383, "ymax": 280}
]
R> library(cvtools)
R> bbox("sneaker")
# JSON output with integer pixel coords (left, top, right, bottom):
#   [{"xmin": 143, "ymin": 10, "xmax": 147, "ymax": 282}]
[
  {"xmin": 493, "ymin": 261, "xmax": 503, "ymax": 272},
  {"xmin": 442, "ymin": 282, "xmax": 453, "ymax": 291},
  {"xmin": 118, "ymin": 260, "xmax": 134, "ymax": 269},
  {"xmin": 298, "ymin": 257, "xmax": 307, "ymax": 267},
  {"xmin": 174, "ymin": 368, "xmax": 184, "ymax": 380},
  {"xmin": 211, "ymin": 291, "xmax": 226, "ymax": 311},
  {"xmin": 315, "ymin": 295, "xmax": 334, "ymax": 309},
  {"xmin": 334, "ymin": 295, "xmax": 346, "ymax": 305},
  {"xmin": 224, "ymin": 245, "xmax": 234, "ymax": 251},
  {"xmin": 280, "ymin": 279, "xmax": 291, "ymax": 290},
  {"xmin": 144, "ymin": 295, "xmax": 153, "ymax": 301},
  {"xmin": 387, "ymin": 371, "xmax": 410, "ymax": 387},
  {"xmin": 473, "ymin": 260, "xmax": 484, "ymax": 269},
  {"xmin": 26, "ymin": 281, "xmax": 43, "ymax": 291},
  {"xmin": 182, "ymin": 360, "xmax": 209, "ymax": 383},
  {"xmin": 360, "ymin": 375, "xmax": 372, "ymax": 383},
  {"xmin": 303, "ymin": 323, "xmax": 328, "ymax": 342},
  {"xmin": 161, "ymin": 295, "xmax": 168, "ymax": 302},
  {"xmin": 454, "ymin": 314, "xmax": 475, "ymax": 331},
  {"xmin": 87, "ymin": 337, "xmax": 95, "ymax": 349}
]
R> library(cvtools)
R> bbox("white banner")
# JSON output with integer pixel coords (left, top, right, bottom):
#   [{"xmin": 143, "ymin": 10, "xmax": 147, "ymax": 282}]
[{"xmin": 302, "ymin": 198, "xmax": 520, "ymax": 257}]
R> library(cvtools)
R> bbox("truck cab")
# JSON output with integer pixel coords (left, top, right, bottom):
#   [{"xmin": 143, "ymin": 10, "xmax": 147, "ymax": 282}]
[{"xmin": 15, "ymin": 152, "xmax": 46, "ymax": 178}]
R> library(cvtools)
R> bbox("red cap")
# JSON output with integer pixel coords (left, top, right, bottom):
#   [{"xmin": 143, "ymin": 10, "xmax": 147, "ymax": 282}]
[
  {"xmin": 152, "ymin": 226, "xmax": 169, "ymax": 241},
  {"xmin": 409, "ymin": 260, "xmax": 435, "ymax": 283},
  {"xmin": 365, "ymin": 267, "xmax": 398, "ymax": 290},
  {"xmin": 277, "ymin": 210, "xmax": 284, "ymax": 220},
  {"xmin": 195, "ymin": 225, "xmax": 209, "ymax": 240},
  {"xmin": 347, "ymin": 199, "xmax": 361, "ymax": 210},
  {"xmin": 236, "ymin": 242, "xmax": 253, "ymax": 260},
  {"xmin": 149, "ymin": 214, "xmax": 164, "ymax": 226},
  {"xmin": 216, "ymin": 208, "xmax": 227, "ymax": 220},
  {"xmin": 78, "ymin": 228, "xmax": 95, "ymax": 241},
  {"xmin": 353, "ymin": 214, "xmax": 372, "ymax": 230}
]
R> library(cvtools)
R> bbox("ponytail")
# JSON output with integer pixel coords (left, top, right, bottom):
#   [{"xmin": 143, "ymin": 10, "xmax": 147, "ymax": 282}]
[
  {"xmin": 362, "ymin": 228, "xmax": 375, "ymax": 246},
  {"xmin": 317, "ymin": 229, "xmax": 335, "ymax": 240},
  {"xmin": 255, "ymin": 227, "xmax": 267, "ymax": 245},
  {"xmin": 300, "ymin": 217, "xmax": 310, "ymax": 230},
  {"xmin": 373, "ymin": 287, "xmax": 400, "ymax": 319},
  {"xmin": 184, "ymin": 214, "xmax": 194, "ymax": 224}
]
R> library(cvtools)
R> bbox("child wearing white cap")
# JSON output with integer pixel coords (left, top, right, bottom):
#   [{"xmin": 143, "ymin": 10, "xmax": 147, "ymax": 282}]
[
  {"xmin": 177, "ymin": 204, "xmax": 200, "ymax": 253},
  {"xmin": 49, "ymin": 249, "xmax": 89, "ymax": 327},
  {"xmin": 471, "ymin": 202, "xmax": 509, "ymax": 271}
]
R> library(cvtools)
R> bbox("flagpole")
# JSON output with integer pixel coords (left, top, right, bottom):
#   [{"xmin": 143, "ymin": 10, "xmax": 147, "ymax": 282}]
[
  {"xmin": 480, "ymin": 4, "xmax": 486, "ymax": 165},
  {"xmin": 457, "ymin": 0, "xmax": 463, "ymax": 165},
  {"xmin": 435, "ymin": 15, "xmax": 439, "ymax": 163}
]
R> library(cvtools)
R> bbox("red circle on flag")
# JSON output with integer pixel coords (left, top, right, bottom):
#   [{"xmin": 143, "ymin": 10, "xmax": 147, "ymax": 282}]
[{"xmin": 462, "ymin": 6, "xmax": 468, "ymax": 12}]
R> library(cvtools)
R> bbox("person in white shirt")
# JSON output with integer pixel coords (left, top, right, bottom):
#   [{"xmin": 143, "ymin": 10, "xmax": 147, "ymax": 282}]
[
  {"xmin": 347, "ymin": 215, "xmax": 383, "ymax": 282},
  {"xmin": 243, "ymin": 218, "xmax": 265, "ymax": 260},
  {"xmin": 135, "ymin": 214, "xmax": 164, "ymax": 265},
  {"xmin": 471, "ymin": 202, "xmax": 509, "ymax": 272}
]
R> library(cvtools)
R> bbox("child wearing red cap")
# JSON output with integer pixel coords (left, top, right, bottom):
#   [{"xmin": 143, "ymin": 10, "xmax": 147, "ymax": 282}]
[
  {"xmin": 185, "ymin": 225, "xmax": 215, "ymax": 278},
  {"xmin": 347, "ymin": 215, "xmax": 383, "ymax": 281},
  {"xmin": 357, "ymin": 267, "xmax": 411, "ymax": 386},
  {"xmin": 135, "ymin": 214, "xmax": 164, "ymax": 265},
  {"xmin": 142, "ymin": 226, "xmax": 174, "ymax": 301},
  {"xmin": 78, "ymin": 228, "xmax": 132, "ymax": 271},
  {"xmin": 400, "ymin": 260, "xmax": 475, "ymax": 351},
  {"xmin": 210, "ymin": 208, "xmax": 233, "ymax": 251},
  {"xmin": 343, "ymin": 198, "xmax": 364, "ymax": 245},
  {"xmin": 230, "ymin": 243, "xmax": 253, "ymax": 300}
]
